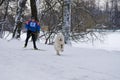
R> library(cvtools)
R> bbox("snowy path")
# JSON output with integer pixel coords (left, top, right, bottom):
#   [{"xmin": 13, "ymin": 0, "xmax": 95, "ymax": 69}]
[{"xmin": 0, "ymin": 39, "xmax": 120, "ymax": 80}]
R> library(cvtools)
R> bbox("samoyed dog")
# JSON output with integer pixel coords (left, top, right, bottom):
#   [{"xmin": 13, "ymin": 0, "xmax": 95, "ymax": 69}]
[{"xmin": 54, "ymin": 32, "xmax": 65, "ymax": 56}]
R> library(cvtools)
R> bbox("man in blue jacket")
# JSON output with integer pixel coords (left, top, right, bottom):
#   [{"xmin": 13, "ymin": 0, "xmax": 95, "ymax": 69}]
[{"xmin": 24, "ymin": 16, "xmax": 40, "ymax": 50}]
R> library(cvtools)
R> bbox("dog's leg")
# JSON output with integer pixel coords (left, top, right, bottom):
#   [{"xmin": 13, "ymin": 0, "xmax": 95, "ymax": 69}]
[
  {"xmin": 61, "ymin": 44, "xmax": 64, "ymax": 52},
  {"xmin": 57, "ymin": 50, "xmax": 60, "ymax": 56},
  {"xmin": 61, "ymin": 44, "xmax": 63, "ymax": 48}
]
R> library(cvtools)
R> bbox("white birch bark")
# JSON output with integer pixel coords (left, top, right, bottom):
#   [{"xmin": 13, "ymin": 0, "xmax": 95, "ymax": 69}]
[
  {"xmin": 0, "ymin": 0, "xmax": 9, "ymax": 38},
  {"xmin": 62, "ymin": 0, "xmax": 71, "ymax": 45},
  {"xmin": 12, "ymin": 0, "xmax": 27, "ymax": 38}
]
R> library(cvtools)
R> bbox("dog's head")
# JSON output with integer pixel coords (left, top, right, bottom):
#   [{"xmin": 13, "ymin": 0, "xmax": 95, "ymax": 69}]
[{"xmin": 57, "ymin": 33, "xmax": 64, "ymax": 40}]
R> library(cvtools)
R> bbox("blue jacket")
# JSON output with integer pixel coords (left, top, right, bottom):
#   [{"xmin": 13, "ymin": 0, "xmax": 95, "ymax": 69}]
[{"xmin": 25, "ymin": 20, "xmax": 40, "ymax": 32}]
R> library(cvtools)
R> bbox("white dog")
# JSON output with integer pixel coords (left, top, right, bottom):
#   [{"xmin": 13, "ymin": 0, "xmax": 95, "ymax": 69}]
[{"xmin": 54, "ymin": 32, "xmax": 65, "ymax": 56}]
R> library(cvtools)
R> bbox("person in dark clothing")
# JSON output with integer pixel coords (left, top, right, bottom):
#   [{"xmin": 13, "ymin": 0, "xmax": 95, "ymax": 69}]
[{"xmin": 24, "ymin": 16, "xmax": 40, "ymax": 50}]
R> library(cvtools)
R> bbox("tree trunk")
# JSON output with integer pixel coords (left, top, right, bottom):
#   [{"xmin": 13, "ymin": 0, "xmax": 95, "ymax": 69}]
[
  {"xmin": 30, "ymin": 0, "xmax": 38, "ymax": 21},
  {"xmin": 110, "ymin": 0, "xmax": 119, "ymax": 29},
  {"xmin": 30, "ymin": 0, "xmax": 39, "ymax": 40},
  {"xmin": 0, "ymin": 0, "xmax": 9, "ymax": 38},
  {"xmin": 0, "ymin": 0, "xmax": 5, "ymax": 6},
  {"xmin": 12, "ymin": 0, "xmax": 27, "ymax": 38},
  {"xmin": 62, "ymin": 0, "xmax": 71, "ymax": 45}
]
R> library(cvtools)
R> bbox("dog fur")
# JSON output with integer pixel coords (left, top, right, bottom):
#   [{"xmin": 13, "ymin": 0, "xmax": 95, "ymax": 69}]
[{"xmin": 54, "ymin": 32, "xmax": 65, "ymax": 56}]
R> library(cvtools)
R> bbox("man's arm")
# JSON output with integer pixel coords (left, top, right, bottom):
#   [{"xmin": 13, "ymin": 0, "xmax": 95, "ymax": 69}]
[
  {"xmin": 36, "ymin": 22, "xmax": 40, "ymax": 32},
  {"xmin": 25, "ymin": 20, "xmax": 30, "ymax": 30}
]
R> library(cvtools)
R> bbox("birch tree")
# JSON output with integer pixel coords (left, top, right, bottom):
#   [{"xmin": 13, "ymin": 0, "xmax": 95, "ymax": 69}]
[
  {"xmin": 0, "ymin": 0, "xmax": 5, "ymax": 6},
  {"xmin": 110, "ymin": 0, "xmax": 120, "ymax": 29},
  {"xmin": 12, "ymin": 0, "xmax": 27, "ymax": 38},
  {"xmin": 63, "ymin": 0, "xmax": 71, "ymax": 44},
  {"xmin": 0, "ymin": 0, "xmax": 9, "ymax": 38}
]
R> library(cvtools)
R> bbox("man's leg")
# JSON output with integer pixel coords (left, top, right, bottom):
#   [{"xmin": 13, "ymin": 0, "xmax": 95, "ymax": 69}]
[
  {"xmin": 24, "ymin": 30, "xmax": 31, "ymax": 47},
  {"xmin": 32, "ymin": 32, "xmax": 38, "ymax": 49}
]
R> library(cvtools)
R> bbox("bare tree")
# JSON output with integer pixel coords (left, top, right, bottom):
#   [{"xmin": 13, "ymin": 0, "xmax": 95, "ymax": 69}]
[
  {"xmin": 37, "ymin": 0, "xmax": 105, "ymax": 44},
  {"xmin": 12, "ymin": 0, "xmax": 27, "ymax": 38},
  {"xmin": 0, "ymin": 0, "xmax": 9, "ymax": 38},
  {"xmin": 62, "ymin": 0, "xmax": 71, "ymax": 44},
  {"xmin": 39, "ymin": 0, "xmax": 63, "ymax": 44},
  {"xmin": 109, "ymin": 0, "xmax": 120, "ymax": 29},
  {"xmin": 30, "ymin": 0, "xmax": 38, "ymax": 21},
  {"xmin": 0, "ymin": 0, "xmax": 5, "ymax": 6}
]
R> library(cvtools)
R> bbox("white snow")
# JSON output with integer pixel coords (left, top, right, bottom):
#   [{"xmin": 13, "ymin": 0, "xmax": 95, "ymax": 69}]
[
  {"xmin": 72, "ymin": 31, "xmax": 120, "ymax": 51},
  {"xmin": 0, "ymin": 31, "xmax": 120, "ymax": 80}
]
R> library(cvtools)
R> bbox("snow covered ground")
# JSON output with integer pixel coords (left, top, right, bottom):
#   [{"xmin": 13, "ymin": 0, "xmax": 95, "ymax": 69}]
[
  {"xmin": 0, "ymin": 31, "xmax": 120, "ymax": 80},
  {"xmin": 72, "ymin": 31, "xmax": 120, "ymax": 51}
]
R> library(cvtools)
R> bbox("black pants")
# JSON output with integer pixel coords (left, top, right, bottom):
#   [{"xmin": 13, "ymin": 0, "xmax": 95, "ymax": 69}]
[{"xmin": 25, "ymin": 30, "xmax": 37, "ymax": 48}]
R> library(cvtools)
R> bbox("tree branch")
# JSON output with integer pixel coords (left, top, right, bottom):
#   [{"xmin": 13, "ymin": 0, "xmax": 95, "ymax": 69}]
[{"xmin": 0, "ymin": 0, "xmax": 5, "ymax": 6}]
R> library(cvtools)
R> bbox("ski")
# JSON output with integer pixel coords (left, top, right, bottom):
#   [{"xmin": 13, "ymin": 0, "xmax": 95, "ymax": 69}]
[{"xmin": 23, "ymin": 48, "xmax": 46, "ymax": 51}]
